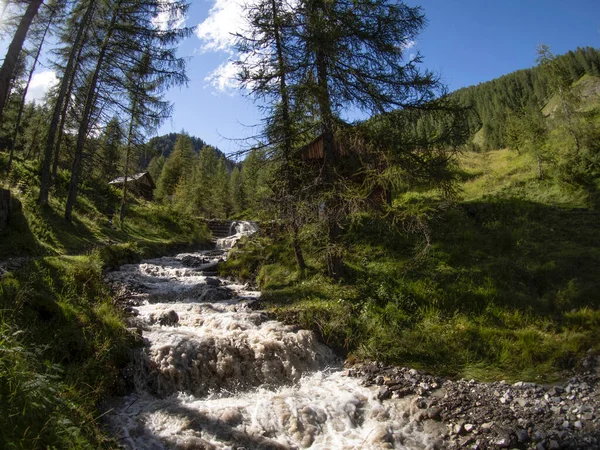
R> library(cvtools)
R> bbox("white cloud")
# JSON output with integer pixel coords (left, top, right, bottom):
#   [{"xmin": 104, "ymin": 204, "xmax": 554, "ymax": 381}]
[
  {"xmin": 25, "ymin": 70, "xmax": 59, "ymax": 102},
  {"xmin": 152, "ymin": 0, "xmax": 187, "ymax": 31},
  {"xmin": 205, "ymin": 60, "xmax": 239, "ymax": 93},
  {"xmin": 195, "ymin": 0, "xmax": 250, "ymax": 53},
  {"xmin": 402, "ymin": 39, "xmax": 416, "ymax": 50}
]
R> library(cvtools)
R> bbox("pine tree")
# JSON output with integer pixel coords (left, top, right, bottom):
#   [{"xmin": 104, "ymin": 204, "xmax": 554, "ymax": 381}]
[
  {"xmin": 214, "ymin": 157, "xmax": 232, "ymax": 218},
  {"xmin": 296, "ymin": 0, "xmax": 441, "ymax": 278},
  {"xmin": 156, "ymin": 134, "xmax": 195, "ymax": 200},
  {"xmin": 147, "ymin": 154, "xmax": 166, "ymax": 181},
  {"xmin": 39, "ymin": 0, "xmax": 96, "ymax": 205},
  {"xmin": 230, "ymin": 167, "xmax": 246, "ymax": 214},
  {"xmin": 97, "ymin": 117, "xmax": 123, "ymax": 181},
  {"xmin": 0, "ymin": 0, "xmax": 44, "ymax": 120}
]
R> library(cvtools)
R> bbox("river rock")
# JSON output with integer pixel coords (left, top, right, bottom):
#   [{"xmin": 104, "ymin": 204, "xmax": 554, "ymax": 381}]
[
  {"xmin": 205, "ymin": 277, "xmax": 221, "ymax": 287},
  {"xmin": 180, "ymin": 255, "xmax": 208, "ymax": 267},
  {"xmin": 158, "ymin": 310, "xmax": 179, "ymax": 326},
  {"xmin": 347, "ymin": 352, "xmax": 600, "ymax": 450}
]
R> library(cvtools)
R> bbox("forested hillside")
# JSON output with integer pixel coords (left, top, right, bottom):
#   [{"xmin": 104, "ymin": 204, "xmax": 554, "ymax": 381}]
[
  {"xmin": 453, "ymin": 46, "xmax": 600, "ymax": 149},
  {"xmin": 144, "ymin": 132, "xmax": 237, "ymax": 172}
]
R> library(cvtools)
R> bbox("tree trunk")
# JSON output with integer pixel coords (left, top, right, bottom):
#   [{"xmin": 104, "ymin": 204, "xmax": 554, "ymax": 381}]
[
  {"xmin": 7, "ymin": 9, "xmax": 54, "ymax": 173},
  {"xmin": 51, "ymin": 57, "xmax": 81, "ymax": 181},
  {"xmin": 65, "ymin": 4, "xmax": 120, "ymax": 221},
  {"xmin": 537, "ymin": 155, "xmax": 544, "ymax": 180},
  {"xmin": 271, "ymin": 0, "xmax": 306, "ymax": 274},
  {"xmin": 0, "ymin": 0, "xmax": 43, "ymax": 120},
  {"xmin": 290, "ymin": 220, "xmax": 306, "ymax": 274},
  {"xmin": 315, "ymin": 44, "xmax": 344, "ymax": 279},
  {"xmin": 39, "ymin": 0, "xmax": 95, "ymax": 205},
  {"xmin": 120, "ymin": 102, "xmax": 137, "ymax": 226}
]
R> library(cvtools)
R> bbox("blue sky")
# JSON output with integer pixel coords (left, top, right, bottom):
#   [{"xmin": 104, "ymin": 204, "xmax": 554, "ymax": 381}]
[
  {"xmin": 167, "ymin": 0, "xmax": 600, "ymax": 155},
  {"xmin": 1, "ymin": 0, "xmax": 599, "ymax": 156}
]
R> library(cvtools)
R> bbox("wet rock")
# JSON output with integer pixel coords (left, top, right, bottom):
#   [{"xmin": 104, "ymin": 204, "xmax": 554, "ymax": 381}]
[
  {"xmin": 377, "ymin": 386, "xmax": 392, "ymax": 400},
  {"xmin": 158, "ymin": 310, "xmax": 179, "ymax": 326},
  {"xmin": 427, "ymin": 407, "xmax": 442, "ymax": 420},
  {"xmin": 494, "ymin": 435, "xmax": 510, "ymax": 448},
  {"xmin": 205, "ymin": 277, "xmax": 221, "ymax": 287},
  {"xmin": 548, "ymin": 439, "xmax": 560, "ymax": 449},
  {"xmin": 180, "ymin": 255, "xmax": 207, "ymax": 267},
  {"xmin": 516, "ymin": 429, "xmax": 530, "ymax": 443},
  {"xmin": 347, "ymin": 351, "xmax": 600, "ymax": 450},
  {"xmin": 200, "ymin": 287, "xmax": 232, "ymax": 302},
  {"xmin": 463, "ymin": 423, "xmax": 475, "ymax": 433}
]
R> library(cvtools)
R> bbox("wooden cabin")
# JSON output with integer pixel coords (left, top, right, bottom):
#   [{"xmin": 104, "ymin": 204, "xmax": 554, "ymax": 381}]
[
  {"xmin": 300, "ymin": 133, "xmax": 391, "ymax": 206},
  {"xmin": 109, "ymin": 172, "xmax": 156, "ymax": 200}
]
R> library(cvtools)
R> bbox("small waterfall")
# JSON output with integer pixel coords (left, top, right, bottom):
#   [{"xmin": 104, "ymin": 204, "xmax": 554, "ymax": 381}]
[
  {"xmin": 104, "ymin": 225, "xmax": 440, "ymax": 449},
  {"xmin": 216, "ymin": 220, "xmax": 258, "ymax": 250}
]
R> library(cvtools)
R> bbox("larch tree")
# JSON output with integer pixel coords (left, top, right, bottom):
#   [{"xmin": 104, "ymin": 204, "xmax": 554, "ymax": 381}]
[
  {"xmin": 299, "ymin": 0, "xmax": 445, "ymax": 278},
  {"xmin": 39, "ymin": 0, "xmax": 97, "ymax": 205},
  {"xmin": 238, "ymin": 0, "xmax": 442, "ymax": 278},
  {"xmin": 236, "ymin": 0, "xmax": 309, "ymax": 271},
  {"xmin": 64, "ymin": 0, "xmax": 125, "ymax": 222},
  {"xmin": 0, "ymin": 0, "xmax": 44, "ymax": 120},
  {"xmin": 6, "ymin": 3, "xmax": 57, "ymax": 172}
]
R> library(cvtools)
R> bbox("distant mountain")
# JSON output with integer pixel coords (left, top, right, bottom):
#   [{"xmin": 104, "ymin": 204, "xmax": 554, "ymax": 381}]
[
  {"xmin": 142, "ymin": 133, "xmax": 238, "ymax": 171},
  {"xmin": 452, "ymin": 46, "xmax": 600, "ymax": 150}
]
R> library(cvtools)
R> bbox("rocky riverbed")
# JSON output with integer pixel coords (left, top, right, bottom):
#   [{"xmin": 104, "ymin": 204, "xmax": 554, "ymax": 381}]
[{"xmin": 347, "ymin": 356, "xmax": 600, "ymax": 450}]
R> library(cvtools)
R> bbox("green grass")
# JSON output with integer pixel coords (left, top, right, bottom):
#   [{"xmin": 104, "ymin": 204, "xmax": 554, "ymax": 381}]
[
  {"xmin": 542, "ymin": 74, "xmax": 600, "ymax": 116},
  {"xmin": 222, "ymin": 149, "xmax": 600, "ymax": 382},
  {"xmin": 0, "ymin": 152, "xmax": 212, "ymax": 448},
  {"xmin": 0, "ymin": 155, "xmax": 210, "ymax": 258},
  {"xmin": 0, "ymin": 252, "xmax": 134, "ymax": 448}
]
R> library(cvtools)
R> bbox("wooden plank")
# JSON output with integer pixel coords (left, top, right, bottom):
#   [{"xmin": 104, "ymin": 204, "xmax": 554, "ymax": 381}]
[{"xmin": 0, "ymin": 188, "xmax": 11, "ymax": 230}]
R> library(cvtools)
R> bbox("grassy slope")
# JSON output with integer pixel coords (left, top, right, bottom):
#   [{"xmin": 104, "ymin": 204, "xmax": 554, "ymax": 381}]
[
  {"xmin": 542, "ymin": 74, "xmax": 600, "ymax": 116},
  {"xmin": 0, "ymin": 154, "xmax": 211, "ymax": 448},
  {"xmin": 0, "ymin": 156, "xmax": 208, "ymax": 258},
  {"xmin": 223, "ymin": 149, "xmax": 600, "ymax": 382}
]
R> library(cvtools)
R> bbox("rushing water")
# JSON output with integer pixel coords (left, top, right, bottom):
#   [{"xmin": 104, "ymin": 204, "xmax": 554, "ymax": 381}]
[{"xmin": 104, "ymin": 221, "xmax": 442, "ymax": 449}]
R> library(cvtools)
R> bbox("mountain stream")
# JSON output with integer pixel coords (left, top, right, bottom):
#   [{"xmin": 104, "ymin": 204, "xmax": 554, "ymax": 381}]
[{"xmin": 104, "ymin": 221, "xmax": 442, "ymax": 449}]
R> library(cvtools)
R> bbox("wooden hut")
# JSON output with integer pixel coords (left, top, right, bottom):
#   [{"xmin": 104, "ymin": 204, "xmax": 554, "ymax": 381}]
[
  {"xmin": 300, "ymin": 133, "xmax": 391, "ymax": 206},
  {"xmin": 109, "ymin": 172, "xmax": 156, "ymax": 200}
]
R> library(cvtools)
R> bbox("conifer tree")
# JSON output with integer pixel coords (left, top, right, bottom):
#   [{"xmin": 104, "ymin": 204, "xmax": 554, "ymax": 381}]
[
  {"xmin": 237, "ymin": 0, "xmax": 307, "ymax": 271},
  {"xmin": 230, "ymin": 166, "xmax": 246, "ymax": 214},
  {"xmin": 0, "ymin": 0, "xmax": 44, "ymax": 120},
  {"xmin": 6, "ymin": 4, "xmax": 56, "ymax": 172},
  {"xmin": 98, "ymin": 117, "xmax": 123, "ymax": 181},
  {"xmin": 39, "ymin": 0, "xmax": 96, "ymax": 205},
  {"xmin": 65, "ymin": 0, "xmax": 124, "ymax": 221},
  {"xmin": 156, "ymin": 134, "xmax": 195, "ymax": 200}
]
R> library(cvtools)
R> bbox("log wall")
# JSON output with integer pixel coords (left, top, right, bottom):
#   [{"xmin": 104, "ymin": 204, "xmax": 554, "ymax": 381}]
[{"xmin": 0, "ymin": 188, "xmax": 10, "ymax": 230}]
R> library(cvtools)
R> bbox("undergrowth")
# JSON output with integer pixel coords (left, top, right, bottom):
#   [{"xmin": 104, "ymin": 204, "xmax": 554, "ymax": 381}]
[
  {"xmin": 0, "ymin": 156, "xmax": 210, "ymax": 258},
  {"xmin": 222, "ymin": 149, "xmax": 600, "ymax": 382},
  {"xmin": 0, "ymin": 252, "xmax": 132, "ymax": 448},
  {"xmin": 0, "ymin": 153, "xmax": 212, "ymax": 448}
]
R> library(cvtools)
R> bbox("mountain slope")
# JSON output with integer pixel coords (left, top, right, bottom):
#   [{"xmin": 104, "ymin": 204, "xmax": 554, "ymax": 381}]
[{"xmin": 452, "ymin": 47, "xmax": 600, "ymax": 150}]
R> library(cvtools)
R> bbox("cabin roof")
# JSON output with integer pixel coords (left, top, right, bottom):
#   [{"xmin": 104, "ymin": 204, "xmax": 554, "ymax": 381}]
[{"xmin": 108, "ymin": 172, "xmax": 156, "ymax": 189}]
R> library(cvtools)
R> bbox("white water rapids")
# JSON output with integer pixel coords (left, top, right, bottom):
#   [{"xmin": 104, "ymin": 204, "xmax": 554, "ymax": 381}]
[{"xmin": 104, "ymin": 221, "xmax": 443, "ymax": 449}]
